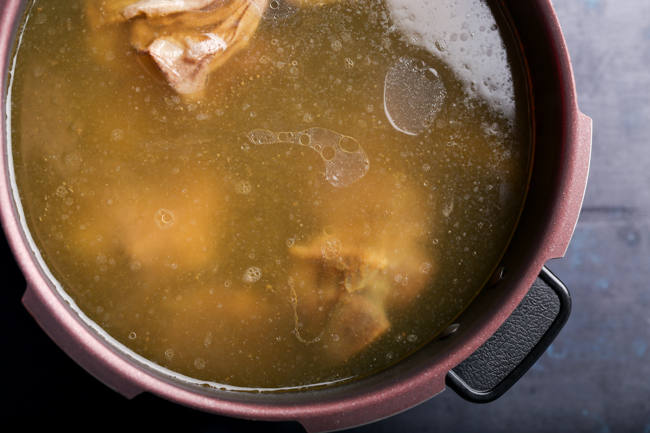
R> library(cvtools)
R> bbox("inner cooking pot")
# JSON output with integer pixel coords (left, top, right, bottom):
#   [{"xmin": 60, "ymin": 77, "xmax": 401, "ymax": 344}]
[{"xmin": 0, "ymin": 0, "xmax": 591, "ymax": 431}]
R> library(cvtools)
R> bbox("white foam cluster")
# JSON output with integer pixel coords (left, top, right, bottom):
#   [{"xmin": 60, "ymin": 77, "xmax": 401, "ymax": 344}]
[{"xmin": 386, "ymin": 0, "xmax": 516, "ymax": 120}]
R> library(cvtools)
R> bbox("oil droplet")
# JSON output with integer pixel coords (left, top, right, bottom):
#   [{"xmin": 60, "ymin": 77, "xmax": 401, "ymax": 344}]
[
  {"xmin": 321, "ymin": 238, "xmax": 342, "ymax": 260},
  {"xmin": 242, "ymin": 267, "xmax": 262, "ymax": 283},
  {"xmin": 155, "ymin": 208, "xmax": 175, "ymax": 229},
  {"xmin": 235, "ymin": 180, "xmax": 252, "ymax": 195},
  {"xmin": 56, "ymin": 185, "xmax": 67, "ymax": 197},
  {"xmin": 194, "ymin": 358, "xmax": 206, "ymax": 369},
  {"xmin": 129, "ymin": 332, "xmax": 136, "ymax": 339},
  {"xmin": 111, "ymin": 129, "xmax": 124, "ymax": 141}
]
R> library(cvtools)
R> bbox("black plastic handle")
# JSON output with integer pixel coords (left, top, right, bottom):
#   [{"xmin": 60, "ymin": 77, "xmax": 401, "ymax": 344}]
[{"xmin": 446, "ymin": 266, "xmax": 571, "ymax": 403}]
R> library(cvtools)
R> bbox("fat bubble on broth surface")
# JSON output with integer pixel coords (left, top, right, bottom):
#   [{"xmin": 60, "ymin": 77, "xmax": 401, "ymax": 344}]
[
  {"xmin": 384, "ymin": 56, "xmax": 447, "ymax": 136},
  {"xmin": 246, "ymin": 127, "xmax": 370, "ymax": 188},
  {"xmin": 9, "ymin": 0, "xmax": 532, "ymax": 390}
]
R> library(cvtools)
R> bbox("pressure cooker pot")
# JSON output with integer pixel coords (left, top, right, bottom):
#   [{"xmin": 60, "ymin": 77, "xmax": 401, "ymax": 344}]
[{"xmin": 0, "ymin": 0, "xmax": 591, "ymax": 431}]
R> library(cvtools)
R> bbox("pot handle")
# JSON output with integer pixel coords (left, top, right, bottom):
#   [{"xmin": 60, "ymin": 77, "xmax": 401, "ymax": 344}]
[{"xmin": 446, "ymin": 266, "xmax": 571, "ymax": 403}]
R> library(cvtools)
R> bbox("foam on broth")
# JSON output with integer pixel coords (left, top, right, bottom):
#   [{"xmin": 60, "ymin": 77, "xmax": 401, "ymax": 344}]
[{"xmin": 10, "ymin": 0, "xmax": 532, "ymax": 389}]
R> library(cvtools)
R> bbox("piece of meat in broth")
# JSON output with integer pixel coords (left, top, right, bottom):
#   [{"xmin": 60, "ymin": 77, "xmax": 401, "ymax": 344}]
[
  {"xmin": 68, "ymin": 161, "xmax": 225, "ymax": 281},
  {"xmin": 325, "ymin": 294, "xmax": 391, "ymax": 363},
  {"xmin": 88, "ymin": 0, "xmax": 341, "ymax": 94},
  {"xmin": 289, "ymin": 243, "xmax": 393, "ymax": 363},
  {"xmin": 288, "ymin": 173, "xmax": 434, "ymax": 362},
  {"xmin": 123, "ymin": 0, "xmax": 223, "ymax": 19},
  {"xmin": 144, "ymin": 34, "xmax": 228, "ymax": 94},
  {"xmin": 123, "ymin": 0, "xmax": 271, "ymax": 94}
]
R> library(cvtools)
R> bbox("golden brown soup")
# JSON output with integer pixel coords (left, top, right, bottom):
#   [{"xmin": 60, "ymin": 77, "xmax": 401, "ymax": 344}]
[{"xmin": 10, "ymin": 0, "xmax": 532, "ymax": 390}]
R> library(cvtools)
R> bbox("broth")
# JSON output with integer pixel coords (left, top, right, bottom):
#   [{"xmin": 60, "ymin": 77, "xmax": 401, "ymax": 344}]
[{"xmin": 10, "ymin": 0, "xmax": 532, "ymax": 389}]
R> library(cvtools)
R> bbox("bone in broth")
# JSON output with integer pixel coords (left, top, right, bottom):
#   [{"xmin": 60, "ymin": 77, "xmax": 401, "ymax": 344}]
[{"xmin": 10, "ymin": 0, "xmax": 532, "ymax": 389}]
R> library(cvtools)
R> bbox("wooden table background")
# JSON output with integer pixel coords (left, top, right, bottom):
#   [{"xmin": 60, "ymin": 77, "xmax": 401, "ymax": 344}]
[{"xmin": 2, "ymin": 0, "xmax": 649, "ymax": 431}]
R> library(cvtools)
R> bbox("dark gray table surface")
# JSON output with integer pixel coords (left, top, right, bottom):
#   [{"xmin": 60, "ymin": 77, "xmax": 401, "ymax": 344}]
[{"xmin": 2, "ymin": 0, "xmax": 649, "ymax": 431}]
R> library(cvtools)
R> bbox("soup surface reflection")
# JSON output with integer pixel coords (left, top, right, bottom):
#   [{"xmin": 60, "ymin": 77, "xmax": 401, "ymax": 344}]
[{"xmin": 10, "ymin": 0, "xmax": 532, "ymax": 389}]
